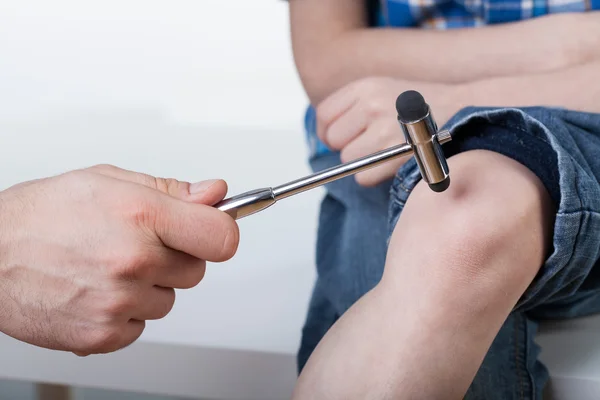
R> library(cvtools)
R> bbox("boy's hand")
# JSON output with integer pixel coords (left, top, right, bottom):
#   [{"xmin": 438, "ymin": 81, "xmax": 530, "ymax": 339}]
[
  {"xmin": 0, "ymin": 165, "xmax": 239, "ymax": 356},
  {"xmin": 316, "ymin": 77, "xmax": 460, "ymax": 186}
]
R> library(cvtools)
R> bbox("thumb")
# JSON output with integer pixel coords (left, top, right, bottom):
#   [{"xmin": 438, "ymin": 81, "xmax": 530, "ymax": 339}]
[
  {"xmin": 186, "ymin": 179, "xmax": 228, "ymax": 205},
  {"xmin": 87, "ymin": 164, "xmax": 228, "ymax": 205}
]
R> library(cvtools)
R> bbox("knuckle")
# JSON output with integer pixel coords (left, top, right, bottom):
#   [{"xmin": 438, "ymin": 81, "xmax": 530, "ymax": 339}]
[
  {"xmin": 84, "ymin": 326, "xmax": 122, "ymax": 354},
  {"xmin": 356, "ymin": 77, "xmax": 373, "ymax": 89},
  {"xmin": 365, "ymin": 99, "xmax": 383, "ymax": 116},
  {"xmin": 103, "ymin": 293, "xmax": 136, "ymax": 318},
  {"xmin": 128, "ymin": 199, "xmax": 155, "ymax": 226},
  {"xmin": 355, "ymin": 172, "xmax": 374, "ymax": 187},
  {"xmin": 172, "ymin": 261, "xmax": 207, "ymax": 289},
  {"xmin": 354, "ymin": 172, "xmax": 369, "ymax": 186},
  {"xmin": 327, "ymin": 135, "xmax": 343, "ymax": 151},
  {"xmin": 63, "ymin": 169, "xmax": 92, "ymax": 186},
  {"xmin": 119, "ymin": 321, "xmax": 146, "ymax": 350},
  {"xmin": 142, "ymin": 174, "xmax": 161, "ymax": 190},
  {"xmin": 155, "ymin": 289, "xmax": 176, "ymax": 318},
  {"xmin": 89, "ymin": 163, "xmax": 117, "ymax": 173},
  {"xmin": 112, "ymin": 246, "xmax": 151, "ymax": 281},
  {"xmin": 215, "ymin": 217, "xmax": 240, "ymax": 261},
  {"xmin": 315, "ymin": 102, "xmax": 329, "ymax": 122},
  {"xmin": 152, "ymin": 177, "xmax": 185, "ymax": 195},
  {"xmin": 339, "ymin": 148, "xmax": 354, "ymax": 164},
  {"xmin": 315, "ymin": 113, "xmax": 330, "ymax": 137},
  {"xmin": 124, "ymin": 200, "xmax": 160, "ymax": 240},
  {"xmin": 165, "ymin": 178, "xmax": 185, "ymax": 193},
  {"xmin": 359, "ymin": 77, "xmax": 381, "ymax": 94},
  {"xmin": 188, "ymin": 262, "xmax": 207, "ymax": 287}
]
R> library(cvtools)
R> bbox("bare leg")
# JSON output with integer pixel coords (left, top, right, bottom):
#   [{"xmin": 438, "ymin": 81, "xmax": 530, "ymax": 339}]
[{"xmin": 292, "ymin": 150, "xmax": 554, "ymax": 400}]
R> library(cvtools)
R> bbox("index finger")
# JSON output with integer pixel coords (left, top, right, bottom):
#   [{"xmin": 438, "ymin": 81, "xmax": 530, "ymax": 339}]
[
  {"xmin": 88, "ymin": 164, "xmax": 228, "ymax": 205},
  {"xmin": 316, "ymin": 82, "xmax": 359, "ymax": 141}
]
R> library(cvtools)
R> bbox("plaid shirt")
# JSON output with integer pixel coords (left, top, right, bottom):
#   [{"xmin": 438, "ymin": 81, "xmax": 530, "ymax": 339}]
[
  {"xmin": 304, "ymin": 0, "xmax": 599, "ymax": 157},
  {"xmin": 379, "ymin": 0, "xmax": 599, "ymax": 29}
]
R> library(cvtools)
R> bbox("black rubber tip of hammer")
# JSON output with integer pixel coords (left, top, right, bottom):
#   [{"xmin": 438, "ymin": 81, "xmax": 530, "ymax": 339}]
[
  {"xmin": 429, "ymin": 177, "xmax": 451, "ymax": 193},
  {"xmin": 396, "ymin": 90, "xmax": 429, "ymax": 123}
]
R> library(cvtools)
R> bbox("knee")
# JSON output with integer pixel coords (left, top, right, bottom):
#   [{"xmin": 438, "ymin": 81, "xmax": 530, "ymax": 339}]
[{"xmin": 382, "ymin": 150, "xmax": 554, "ymax": 301}]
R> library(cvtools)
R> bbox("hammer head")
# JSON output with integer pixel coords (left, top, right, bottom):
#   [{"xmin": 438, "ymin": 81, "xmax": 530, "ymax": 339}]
[{"xmin": 396, "ymin": 90, "xmax": 451, "ymax": 192}]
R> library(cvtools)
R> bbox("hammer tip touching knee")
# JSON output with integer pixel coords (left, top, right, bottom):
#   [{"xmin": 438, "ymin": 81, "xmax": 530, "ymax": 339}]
[{"xmin": 396, "ymin": 90, "xmax": 452, "ymax": 193}]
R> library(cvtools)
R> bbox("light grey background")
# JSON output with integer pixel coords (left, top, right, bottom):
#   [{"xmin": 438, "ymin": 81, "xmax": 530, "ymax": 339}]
[{"xmin": 1, "ymin": 1, "xmax": 600, "ymax": 399}]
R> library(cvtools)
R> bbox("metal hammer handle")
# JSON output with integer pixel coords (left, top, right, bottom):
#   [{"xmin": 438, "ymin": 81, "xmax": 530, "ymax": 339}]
[{"xmin": 215, "ymin": 90, "xmax": 452, "ymax": 220}]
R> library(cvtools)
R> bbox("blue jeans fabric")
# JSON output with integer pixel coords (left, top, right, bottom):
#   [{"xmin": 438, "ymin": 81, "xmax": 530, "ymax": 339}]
[{"xmin": 297, "ymin": 106, "xmax": 600, "ymax": 400}]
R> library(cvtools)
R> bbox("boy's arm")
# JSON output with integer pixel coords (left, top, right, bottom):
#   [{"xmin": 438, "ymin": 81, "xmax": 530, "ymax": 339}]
[
  {"xmin": 289, "ymin": 0, "xmax": 600, "ymax": 105},
  {"xmin": 458, "ymin": 59, "xmax": 600, "ymax": 114},
  {"xmin": 312, "ymin": 58, "xmax": 600, "ymax": 187}
]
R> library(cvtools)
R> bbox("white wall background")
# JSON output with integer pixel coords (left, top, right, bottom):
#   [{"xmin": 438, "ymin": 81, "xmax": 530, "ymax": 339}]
[
  {"xmin": 0, "ymin": 0, "xmax": 308, "ymax": 130},
  {"xmin": 0, "ymin": 1, "xmax": 320, "ymax": 391}
]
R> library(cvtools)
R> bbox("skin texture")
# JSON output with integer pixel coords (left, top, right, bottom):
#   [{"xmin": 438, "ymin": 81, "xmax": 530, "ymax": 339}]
[
  {"xmin": 292, "ymin": 150, "xmax": 555, "ymax": 399},
  {"xmin": 289, "ymin": 0, "xmax": 600, "ymax": 105},
  {"xmin": 0, "ymin": 164, "xmax": 239, "ymax": 356}
]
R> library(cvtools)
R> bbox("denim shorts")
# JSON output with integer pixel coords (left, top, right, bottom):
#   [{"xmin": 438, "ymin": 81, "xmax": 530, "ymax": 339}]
[{"xmin": 297, "ymin": 106, "xmax": 600, "ymax": 400}]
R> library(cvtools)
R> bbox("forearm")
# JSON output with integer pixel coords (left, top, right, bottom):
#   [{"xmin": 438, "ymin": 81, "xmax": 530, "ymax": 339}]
[
  {"xmin": 289, "ymin": 0, "xmax": 600, "ymax": 105},
  {"xmin": 459, "ymin": 59, "xmax": 600, "ymax": 114}
]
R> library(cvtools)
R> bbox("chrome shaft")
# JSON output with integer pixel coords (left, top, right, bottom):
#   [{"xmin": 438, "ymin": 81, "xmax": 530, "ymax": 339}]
[
  {"xmin": 216, "ymin": 142, "xmax": 413, "ymax": 220},
  {"xmin": 272, "ymin": 142, "xmax": 412, "ymax": 200}
]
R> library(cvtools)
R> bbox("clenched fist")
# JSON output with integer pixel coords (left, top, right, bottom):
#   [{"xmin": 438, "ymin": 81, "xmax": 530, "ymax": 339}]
[
  {"xmin": 0, "ymin": 164, "xmax": 239, "ymax": 356},
  {"xmin": 316, "ymin": 77, "xmax": 460, "ymax": 186}
]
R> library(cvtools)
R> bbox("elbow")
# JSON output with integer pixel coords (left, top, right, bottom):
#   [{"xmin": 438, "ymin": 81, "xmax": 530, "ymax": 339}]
[
  {"xmin": 292, "ymin": 41, "xmax": 349, "ymax": 106},
  {"xmin": 295, "ymin": 59, "xmax": 335, "ymax": 107}
]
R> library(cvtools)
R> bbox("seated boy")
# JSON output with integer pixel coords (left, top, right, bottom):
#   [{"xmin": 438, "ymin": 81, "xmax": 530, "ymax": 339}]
[{"xmin": 287, "ymin": 0, "xmax": 600, "ymax": 398}]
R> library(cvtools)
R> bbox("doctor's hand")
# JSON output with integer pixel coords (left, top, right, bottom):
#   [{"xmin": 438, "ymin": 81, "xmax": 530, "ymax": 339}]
[
  {"xmin": 316, "ymin": 77, "xmax": 460, "ymax": 187},
  {"xmin": 0, "ymin": 164, "xmax": 239, "ymax": 356}
]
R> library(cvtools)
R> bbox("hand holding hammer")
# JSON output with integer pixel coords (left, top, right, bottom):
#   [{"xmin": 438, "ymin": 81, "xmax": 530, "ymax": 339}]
[{"xmin": 216, "ymin": 90, "xmax": 452, "ymax": 220}]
